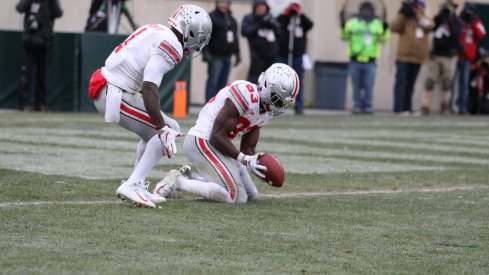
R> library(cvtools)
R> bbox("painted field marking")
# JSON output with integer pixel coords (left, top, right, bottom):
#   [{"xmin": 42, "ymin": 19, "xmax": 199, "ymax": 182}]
[
  {"xmin": 262, "ymin": 185, "xmax": 489, "ymax": 198},
  {"xmin": 0, "ymin": 200, "xmax": 121, "ymax": 209},
  {"xmin": 1, "ymin": 185, "xmax": 488, "ymax": 208}
]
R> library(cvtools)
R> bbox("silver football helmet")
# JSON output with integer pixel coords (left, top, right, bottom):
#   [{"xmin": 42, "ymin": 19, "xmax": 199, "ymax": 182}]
[
  {"xmin": 258, "ymin": 63, "xmax": 299, "ymax": 116},
  {"xmin": 168, "ymin": 4, "xmax": 212, "ymax": 58}
]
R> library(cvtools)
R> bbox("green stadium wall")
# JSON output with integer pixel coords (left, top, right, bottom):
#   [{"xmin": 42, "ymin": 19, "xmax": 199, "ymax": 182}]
[{"xmin": 0, "ymin": 30, "xmax": 190, "ymax": 113}]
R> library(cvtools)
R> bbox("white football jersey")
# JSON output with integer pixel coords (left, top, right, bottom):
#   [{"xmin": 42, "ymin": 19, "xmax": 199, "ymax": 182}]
[
  {"xmin": 188, "ymin": 80, "xmax": 272, "ymax": 140},
  {"xmin": 101, "ymin": 24, "xmax": 183, "ymax": 93}
]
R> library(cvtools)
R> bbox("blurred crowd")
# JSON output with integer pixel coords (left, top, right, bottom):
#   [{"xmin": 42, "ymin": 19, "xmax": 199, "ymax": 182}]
[
  {"xmin": 15, "ymin": 0, "xmax": 489, "ymax": 115},
  {"xmin": 203, "ymin": 0, "xmax": 313, "ymax": 115},
  {"xmin": 341, "ymin": 0, "xmax": 488, "ymax": 115}
]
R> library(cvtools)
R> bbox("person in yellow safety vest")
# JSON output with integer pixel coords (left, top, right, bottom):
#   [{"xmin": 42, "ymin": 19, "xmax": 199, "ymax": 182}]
[{"xmin": 341, "ymin": 1, "xmax": 390, "ymax": 114}]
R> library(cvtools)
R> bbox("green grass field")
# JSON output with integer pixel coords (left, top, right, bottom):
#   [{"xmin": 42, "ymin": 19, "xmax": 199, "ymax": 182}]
[{"xmin": 1, "ymin": 112, "xmax": 489, "ymax": 274}]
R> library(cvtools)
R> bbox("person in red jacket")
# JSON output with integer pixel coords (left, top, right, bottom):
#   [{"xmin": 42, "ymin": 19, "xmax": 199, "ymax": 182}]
[{"xmin": 451, "ymin": 3, "xmax": 486, "ymax": 114}]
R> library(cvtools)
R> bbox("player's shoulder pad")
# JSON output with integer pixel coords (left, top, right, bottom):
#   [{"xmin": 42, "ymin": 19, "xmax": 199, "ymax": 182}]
[
  {"xmin": 156, "ymin": 34, "xmax": 183, "ymax": 66},
  {"xmin": 227, "ymin": 80, "xmax": 259, "ymax": 114}
]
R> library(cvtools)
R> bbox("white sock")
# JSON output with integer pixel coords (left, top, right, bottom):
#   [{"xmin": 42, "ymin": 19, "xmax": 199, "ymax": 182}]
[
  {"xmin": 178, "ymin": 176, "xmax": 232, "ymax": 203},
  {"xmin": 134, "ymin": 140, "xmax": 147, "ymax": 168},
  {"xmin": 127, "ymin": 135, "xmax": 162, "ymax": 183},
  {"xmin": 238, "ymin": 163, "xmax": 258, "ymax": 200}
]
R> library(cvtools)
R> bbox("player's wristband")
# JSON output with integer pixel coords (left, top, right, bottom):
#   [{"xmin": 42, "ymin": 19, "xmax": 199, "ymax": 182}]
[
  {"xmin": 155, "ymin": 124, "xmax": 168, "ymax": 135},
  {"xmin": 237, "ymin": 152, "xmax": 247, "ymax": 164}
]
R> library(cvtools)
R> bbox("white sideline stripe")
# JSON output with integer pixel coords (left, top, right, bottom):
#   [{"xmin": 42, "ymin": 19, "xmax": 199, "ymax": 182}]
[
  {"xmin": 0, "ymin": 200, "xmax": 121, "ymax": 209},
  {"xmin": 1, "ymin": 186, "xmax": 488, "ymax": 208},
  {"xmin": 261, "ymin": 185, "xmax": 489, "ymax": 198}
]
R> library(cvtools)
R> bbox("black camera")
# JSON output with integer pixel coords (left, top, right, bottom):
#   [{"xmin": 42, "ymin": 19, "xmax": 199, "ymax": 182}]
[{"xmin": 27, "ymin": 15, "xmax": 41, "ymax": 33}]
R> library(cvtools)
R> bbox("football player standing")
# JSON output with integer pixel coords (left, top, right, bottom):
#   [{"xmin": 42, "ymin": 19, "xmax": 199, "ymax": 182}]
[
  {"xmin": 153, "ymin": 63, "xmax": 299, "ymax": 204},
  {"xmin": 87, "ymin": 5, "xmax": 212, "ymax": 208}
]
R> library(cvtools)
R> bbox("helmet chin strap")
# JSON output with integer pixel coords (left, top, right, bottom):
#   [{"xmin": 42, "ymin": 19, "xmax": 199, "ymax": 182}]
[{"xmin": 259, "ymin": 100, "xmax": 269, "ymax": 114}]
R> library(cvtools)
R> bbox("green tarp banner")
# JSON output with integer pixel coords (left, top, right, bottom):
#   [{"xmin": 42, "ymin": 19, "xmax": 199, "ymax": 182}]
[
  {"xmin": 0, "ymin": 30, "xmax": 190, "ymax": 113},
  {"xmin": 0, "ymin": 31, "xmax": 23, "ymax": 109},
  {"xmin": 0, "ymin": 31, "xmax": 79, "ymax": 111}
]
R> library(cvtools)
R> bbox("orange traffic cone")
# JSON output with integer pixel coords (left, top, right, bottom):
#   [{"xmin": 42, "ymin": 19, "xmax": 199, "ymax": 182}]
[{"xmin": 173, "ymin": 81, "xmax": 187, "ymax": 118}]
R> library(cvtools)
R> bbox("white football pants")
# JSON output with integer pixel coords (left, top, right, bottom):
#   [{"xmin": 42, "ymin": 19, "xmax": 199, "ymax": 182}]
[
  {"xmin": 94, "ymin": 85, "xmax": 180, "ymax": 183},
  {"xmin": 181, "ymin": 134, "xmax": 258, "ymax": 204}
]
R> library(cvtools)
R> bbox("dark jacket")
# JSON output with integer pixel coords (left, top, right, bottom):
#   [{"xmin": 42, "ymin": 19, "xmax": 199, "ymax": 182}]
[
  {"xmin": 277, "ymin": 13, "xmax": 313, "ymax": 57},
  {"xmin": 206, "ymin": 8, "xmax": 240, "ymax": 57},
  {"xmin": 16, "ymin": 0, "xmax": 63, "ymax": 40},
  {"xmin": 431, "ymin": 10, "xmax": 463, "ymax": 57},
  {"xmin": 241, "ymin": 2, "xmax": 280, "ymax": 60}
]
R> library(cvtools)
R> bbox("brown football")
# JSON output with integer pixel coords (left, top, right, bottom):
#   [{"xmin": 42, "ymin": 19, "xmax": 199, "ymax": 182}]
[{"xmin": 258, "ymin": 153, "xmax": 285, "ymax": 187}]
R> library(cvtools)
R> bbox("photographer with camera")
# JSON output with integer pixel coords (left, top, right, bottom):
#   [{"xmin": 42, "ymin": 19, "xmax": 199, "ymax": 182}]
[
  {"xmin": 420, "ymin": 0, "xmax": 462, "ymax": 115},
  {"xmin": 242, "ymin": 0, "xmax": 280, "ymax": 84},
  {"xmin": 16, "ymin": 0, "xmax": 62, "ymax": 112},
  {"xmin": 467, "ymin": 49, "xmax": 489, "ymax": 114},
  {"xmin": 450, "ymin": 3, "xmax": 486, "ymax": 115},
  {"xmin": 340, "ymin": 1, "xmax": 390, "ymax": 114},
  {"xmin": 391, "ymin": 0, "xmax": 433, "ymax": 115},
  {"xmin": 276, "ymin": 0, "xmax": 313, "ymax": 115}
]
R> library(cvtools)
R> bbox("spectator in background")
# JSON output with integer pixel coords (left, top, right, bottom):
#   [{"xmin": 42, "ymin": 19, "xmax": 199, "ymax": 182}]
[
  {"xmin": 450, "ymin": 3, "xmax": 486, "ymax": 115},
  {"xmin": 242, "ymin": 0, "xmax": 280, "ymax": 84},
  {"xmin": 420, "ymin": 0, "xmax": 462, "ymax": 115},
  {"xmin": 203, "ymin": 0, "xmax": 241, "ymax": 102},
  {"xmin": 467, "ymin": 49, "xmax": 489, "ymax": 114},
  {"xmin": 340, "ymin": 1, "xmax": 390, "ymax": 114},
  {"xmin": 16, "ymin": 0, "xmax": 63, "ymax": 112},
  {"xmin": 391, "ymin": 0, "xmax": 433, "ymax": 115},
  {"xmin": 277, "ymin": 0, "xmax": 313, "ymax": 115}
]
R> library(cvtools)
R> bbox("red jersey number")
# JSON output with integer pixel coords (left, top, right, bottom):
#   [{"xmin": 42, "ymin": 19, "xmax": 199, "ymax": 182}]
[{"xmin": 246, "ymin": 84, "xmax": 258, "ymax": 103}]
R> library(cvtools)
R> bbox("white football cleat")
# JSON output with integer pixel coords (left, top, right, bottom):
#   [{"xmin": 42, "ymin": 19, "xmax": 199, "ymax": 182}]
[
  {"xmin": 142, "ymin": 182, "xmax": 166, "ymax": 204},
  {"xmin": 153, "ymin": 170, "xmax": 181, "ymax": 198},
  {"xmin": 116, "ymin": 180, "xmax": 156, "ymax": 208}
]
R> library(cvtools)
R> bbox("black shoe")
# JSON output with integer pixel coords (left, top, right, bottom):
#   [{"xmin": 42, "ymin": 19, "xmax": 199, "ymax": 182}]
[
  {"xmin": 20, "ymin": 105, "xmax": 34, "ymax": 112},
  {"xmin": 35, "ymin": 105, "xmax": 48, "ymax": 112}
]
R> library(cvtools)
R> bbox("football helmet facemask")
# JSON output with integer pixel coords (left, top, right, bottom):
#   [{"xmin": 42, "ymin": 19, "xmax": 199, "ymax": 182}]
[
  {"xmin": 168, "ymin": 4, "xmax": 212, "ymax": 58},
  {"xmin": 258, "ymin": 63, "xmax": 299, "ymax": 116}
]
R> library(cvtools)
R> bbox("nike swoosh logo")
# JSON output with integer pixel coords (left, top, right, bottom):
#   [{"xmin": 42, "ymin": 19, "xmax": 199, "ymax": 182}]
[
  {"xmin": 135, "ymin": 191, "xmax": 149, "ymax": 202},
  {"xmin": 155, "ymin": 184, "xmax": 167, "ymax": 195}
]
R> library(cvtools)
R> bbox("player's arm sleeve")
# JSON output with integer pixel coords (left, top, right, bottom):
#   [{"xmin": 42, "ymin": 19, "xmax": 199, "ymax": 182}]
[
  {"xmin": 157, "ymin": 39, "xmax": 183, "ymax": 67},
  {"xmin": 143, "ymin": 54, "xmax": 172, "ymax": 88}
]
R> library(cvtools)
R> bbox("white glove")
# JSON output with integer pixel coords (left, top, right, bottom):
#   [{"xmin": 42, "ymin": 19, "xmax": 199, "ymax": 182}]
[
  {"xmin": 237, "ymin": 152, "xmax": 267, "ymax": 179},
  {"xmin": 158, "ymin": 125, "xmax": 181, "ymax": 158}
]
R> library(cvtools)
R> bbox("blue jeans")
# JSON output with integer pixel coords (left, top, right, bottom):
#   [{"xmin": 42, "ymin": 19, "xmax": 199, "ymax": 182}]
[
  {"xmin": 277, "ymin": 56, "xmax": 304, "ymax": 113},
  {"xmin": 349, "ymin": 61, "xmax": 376, "ymax": 112},
  {"xmin": 393, "ymin": 61, "xmax": 421, "ymax": 112},
  {"xmin": 451, "ymin": 60, "xmax": 471, "ymax": 113},
  {"xmin": 205, "ymin": 56, "xmax": 231, "ymax": 102}
]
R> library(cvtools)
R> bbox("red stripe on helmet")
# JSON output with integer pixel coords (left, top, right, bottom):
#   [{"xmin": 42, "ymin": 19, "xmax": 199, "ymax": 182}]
[{"xmin": 291, "ymin": 71, "xmax": 299, "ymax": 99}]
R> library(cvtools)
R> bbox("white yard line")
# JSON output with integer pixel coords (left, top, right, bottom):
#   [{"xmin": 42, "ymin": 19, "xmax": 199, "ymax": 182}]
[
  {"xmin": 1, "ymin": 185, "xmax": 488, "ymax": 208},
  {"xmin": 261, "ymin": 185, "xmax": 489, "ymax": 198},
  {"xmin": 0, "ymin": 200, "xmax": 121, "ymax": 209}
]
